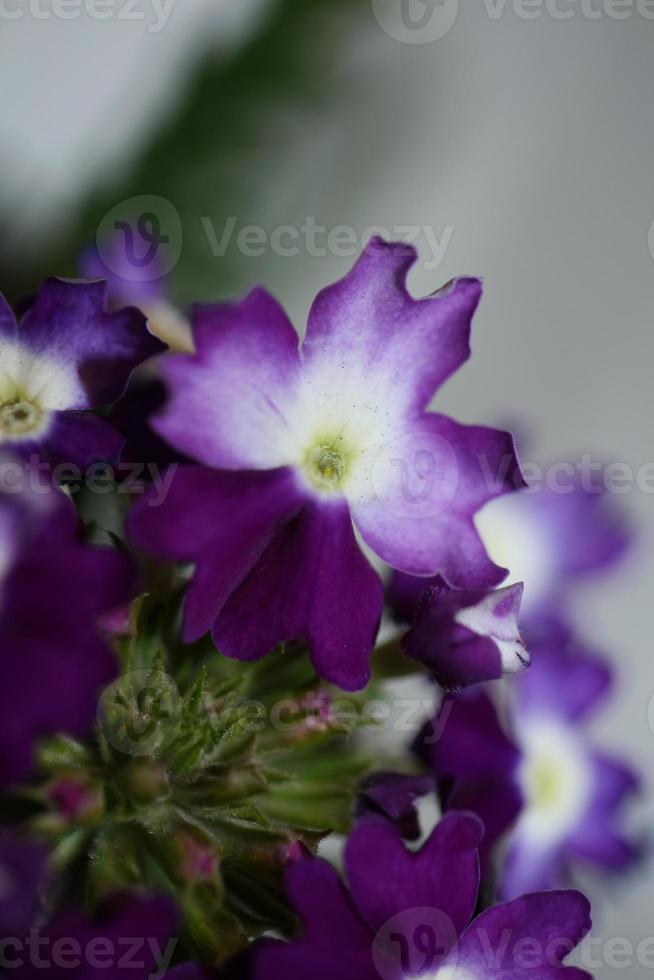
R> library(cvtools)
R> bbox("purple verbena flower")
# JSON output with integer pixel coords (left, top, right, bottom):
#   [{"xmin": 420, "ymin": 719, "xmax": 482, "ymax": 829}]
[
  {"xmin": 129, "ymin": 240, "xmax": 523, "ymax": 691},
  {"xmin": 0, "ymin": 279, "xmax": 165, "ymax": 468},
  {"xmin": 254, "ymin": 812, "xmax": 592, "ymax": 979},
  {"xmin": 422, "ymin": 634, "xmax": 641, "ymax": 899},
  {"xmin": 0, "ymin": 471, "xmax": 134, "ymax": 786},
  {"xmin": 401, "ymin": 577, "xmax": 529, "ymax": 689}
]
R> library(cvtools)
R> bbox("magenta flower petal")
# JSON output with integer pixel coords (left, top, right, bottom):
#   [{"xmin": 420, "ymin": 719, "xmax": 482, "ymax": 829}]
[
  {"xmin": 213, "ymin": 501, "xmax": 384, "ymax": 690},
  {"xmin": 154, "ymin": 288, "xmax": 301, "ymax": 471}
]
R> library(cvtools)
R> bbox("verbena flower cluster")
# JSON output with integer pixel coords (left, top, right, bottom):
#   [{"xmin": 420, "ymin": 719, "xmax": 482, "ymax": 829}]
[{"xmin": 0, "ymin": 239, "xmax": 640, "ymax": 978}]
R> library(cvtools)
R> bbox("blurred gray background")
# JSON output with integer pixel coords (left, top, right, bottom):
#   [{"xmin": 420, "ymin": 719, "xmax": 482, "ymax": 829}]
[{"xmin": 1, "ymin": 0, "xmax": 652, "ymax": 973}]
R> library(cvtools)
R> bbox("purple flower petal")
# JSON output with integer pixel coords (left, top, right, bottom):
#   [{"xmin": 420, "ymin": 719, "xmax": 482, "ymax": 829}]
[
  {"xmin": 0, "ymin": 480, "xmax": 134, "ymax": 785},
  {"xmin": 303, "ymin": 238, "xmax": 480, "ymax": 414},
  {"xmin": 516, "ymin": 637, "xmax": 612, "ymax": 725},
  {"xmin": 213, "ymin": 501, "xmax": 384, "ymax": 691},
  {"xmin": 566, "ymin": 752, "xmax": 641, "ymax": 871},
  {"xmin": 254, "ymin": 859, "xmax": 378, "ymax": 980},
  {"xmin": 128, "ymin": 465, "xmax": 306, "ymax": 644},
  {"xmin": 357, "ymin": 772, "xmax": 434, "ymax": 840},
  {"xmin": 345, "ymin": 813, "xmax": 482, "ymax": 941},
  {"xmin": 402, "ymin": 579, "xmax": 528, "ymax": 689},
  {"xmin": 39, "ymin": 412, "xmax": 123, "ymax": 468},
  {"xmin": 154, "ymin": 288, "xmax": 301, "ymax": 470},
  {"xmin": 0, "ymin": 835, "xmax": 47, "ymax": 937},
  {"xmin": 450, "ymin": 890, "xmax": 592, "ymax": 979},
  {"xmin": 351, "ymin": 415, "xmax": 522, "ymax": 585},
  {"xmin": 421, "ymin": 690, "xmax": 521, "ymax": 782}
]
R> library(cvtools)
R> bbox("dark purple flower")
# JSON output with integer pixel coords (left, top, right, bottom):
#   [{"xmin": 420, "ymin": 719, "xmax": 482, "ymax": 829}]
[
  {"xmin": 254, "ymin": 812, "xmax": 592, "ymax": 980},
  {"xmin": 422, "ymin": 636, "xmax": 641, "ymax": 899},
  {"xmin": 0, "ymin": 279, "xmax": 165, "ymax": 468},
  {"xmin": 0, "ymin": 473, "xmax": 134, "ymax": 786},
  {"xmin": 10, "ymin": 892, "xmax": 179, "ymax": 979},
  {"xmin": 0, "ymin": 835, "xmax": 48, "ymax": 939},
  {"xmin": 129, "ymin": 240, "xmax": 523, "ymax": 691},
  {"xmin": 357, "ymin": 772, "xmax": 434, "ymax": 840},
  {"xmin": 401, "ymin": 577, "xmax": 529, "ymax": 689}
]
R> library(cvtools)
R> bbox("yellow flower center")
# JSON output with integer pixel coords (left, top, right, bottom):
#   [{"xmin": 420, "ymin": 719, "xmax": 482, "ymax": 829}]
[
  {"xmin": 0, "ymin": 398, "xmax": 45, "ymax": 439},
  {"xmin": 527, "ymin": 756, "xmax": 564, "ymax": 812},
  {"xmin": 302, "ymin": 436, "xmax": 354, "ymax": 493}
]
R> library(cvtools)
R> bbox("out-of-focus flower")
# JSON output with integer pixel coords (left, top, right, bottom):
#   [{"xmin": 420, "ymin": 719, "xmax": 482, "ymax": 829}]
[
  {"xmin": 0, "ymin": 280, "xmax": 165, "ymax": 467},
  {"xmin": 400, "ymin": 577, "xmax": 529, "ymax": 689},
  {"xmin": 0, "ymin": 473, "xmax": 134, "ymax": 786},
  {"xmin": 0, "ymin": 834, "xmax": 47, "ymax": 938},
  {"xmin": 129, "ymin": 240, "xmax": 523, "ymax": 691},
  {"xmin": 390, "ymin": 472, "xmax": 632, "ymax": 631},
  {"xmin": 11, "ymin": 892, "xmax": 179, "ymax": 979},
  {"xmin": 254, "ymin": 812, "xmax": 592, "ymax": 979},
  {"xmin": 422, "ymin": 634, "xmax": 641, "ymax": 898},
  {"xmin": 475, "ymin": 475, "xmax": 633, "ymax": 624},
  {"xmin": 80, "ymin": 236, "xmax": 194, "ymax": 353}
]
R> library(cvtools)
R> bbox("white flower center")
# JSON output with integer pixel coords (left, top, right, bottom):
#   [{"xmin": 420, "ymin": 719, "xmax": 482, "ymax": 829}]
[
  {"xmin": 517, "ymin": 720, "xmax": 592, "ymax": 845},
  {"xmin": 0, "ymin": 339, "xmax": 83, "ymax": 436}
]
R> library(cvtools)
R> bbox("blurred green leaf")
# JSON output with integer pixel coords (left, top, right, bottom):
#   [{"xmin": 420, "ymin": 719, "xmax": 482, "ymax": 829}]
[{"xmin": 2, "ymin": 0, "xmax": 368, "ymax": 302}]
